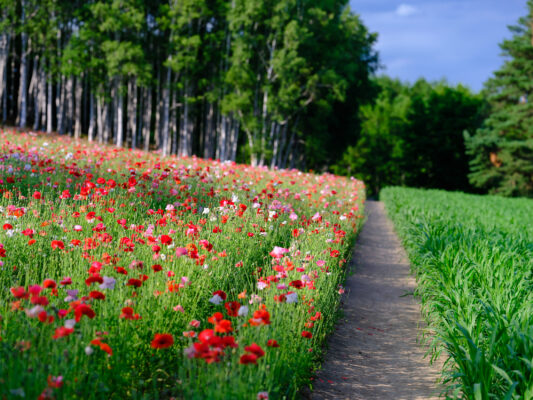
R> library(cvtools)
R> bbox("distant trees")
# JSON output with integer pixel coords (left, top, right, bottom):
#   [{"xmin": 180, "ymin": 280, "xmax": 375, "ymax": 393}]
[
  {"xmin": 465, "ymin": 1, "xmax": 533, "ymax": 197},
  {"xmin": 333, "ymin": 77, "xmax": 486, "ymax": 196},
  {"xmin": 0, "ymin": 0, "xmax": 378, "ymax": 169}
]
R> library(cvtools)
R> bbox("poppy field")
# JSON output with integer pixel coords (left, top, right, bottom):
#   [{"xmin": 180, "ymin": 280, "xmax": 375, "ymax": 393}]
[
  {"xmin": 0, "ymin": 129, "xmax": 364, "ymax": 399},
  {"xmin": 382, "ymin": 187, "xmax": 533, "ymax": 399}
]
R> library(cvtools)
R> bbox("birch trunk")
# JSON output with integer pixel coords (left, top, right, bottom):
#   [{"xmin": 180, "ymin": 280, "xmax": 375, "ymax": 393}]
[
  {"xmin": 229, "ymin": 116, "xmax": 239, "ymax": 161},
  {"xmin": 88, "ymin": 91, "xmax": 95, "ymax": 141},
  {"xmin": 29, "ymin": 56, "xmax": 39, "ymax": 130},
  {"xmin": 0, "ymin": 30, "xmax": 8, "ymax": 122},
  {"xmin": 65, "ymin": 75, "xmax": 74, "ymax": 134},
  {"xmin": 116, "ymin": 79, "xmax": 123, "ymax": 147},
  {"xmin": 135, "ymin": 86, "xmax": 143, "ymax": 149},
  {"xmin": 179, "ymin": 82, "xmax": 193, "ymax": 157},
  {"xmin": 203, "ymin": 101, "xmax": 215, "ymax": 159},
  {"xmin": 128, "ymin": 78, "xmax": 137, "ymax": 148},
  {"xmin": 170, "ymin": 78, "xmax": 178, "ymax": 155},
  {"xmin": 142, "ymin": 87, "xmax": 151, "ymax": 152},
  {"xmin": 217, "ymin": 115, "xmax": 227, "ymax": 160},
  {"xmin": 74, "ymin": 74, "xmax": 83, "ymax": 138},
  {"xmin": 161, "ymin": 66, "xmax": 171, "ymax": 156},
  {"xmin": 39, "ymin": 60, "xmax": 46, "ymax": 129},
  {"xmin": 58, "ymin": 76, "xmax": 66, "ymax": 134},
  {"xmin": 46, "ymin": 76, "xmax": 53, "ymax": 133},
  {"xmin": 154, "ymin": 69, "xmax": 161, "ymax": 149},
  {"xmin": 18, "ymin": 0, "xmax": 28, "ymax": 128}
]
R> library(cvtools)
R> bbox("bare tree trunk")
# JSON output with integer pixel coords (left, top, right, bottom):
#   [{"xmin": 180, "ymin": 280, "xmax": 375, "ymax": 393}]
[
  {"xmin": 58, "ymin": 76, "xmax": 66, "ymax": 134},
  {"xmin": 65, "ymin": 75, "xmax": 74, "ymax": 134},
  {"xmin": 88, "ymin": 91, "xmax": 95, "ymax": 141},
  {"xmin": 46, "ymin": 75, "xmax": 53, "ymax": 133},
  {"xmin": 154, "ymin": 68, "xmax": 162, "ymax": 149},
  {"xmin": 136, "ymin": 86, "xmax": 143, "ymax": 149},
  {"xmin": 74, "ymin": 74, "xmax": 83, "ymax": 138},
  {"xmin": 0, "ymin": 29, "xmax": 8, "ymax": 123},
  {"xmin": 96, "ymin": 95, "xmax": 104, "ymax": 143},
  {"xmin": 275, "ymin": 121, "xmax": 287, "ymax": 168},
  {"xmin": 229, "ymin": 115, "xmax": 239, "ymax": 161},
  {"xmin": 161, "ymin": 66, "xmax": 171, "ymax": 156},
  {"xmin": 170, "ymin": 76, "xmax": 178, "ymax": 155},
  {"xmin": 18, "ymin": 0, "xmax": 28, "ymax": 128},
  {"xmin": 204, "ymin": 101, "xmax": 215, "ymax": 159},
  {"xmin": 29, "ymin": 56, "xmax": 39, "ymax": 130},
  {"xmin": 39, "ymin": 59, "xmax": 46, "ymax": 129},
  {"xmin": 142, "ymin": 86, "xmax": 151, "ymax": 152},
  {"xmin": 270, "ymin": 122, "xmax": 280, "ymax": 168},
  {"xmin": 128, "ymin": 78, "xmax": 137, "ymax": 148},
  {"xmin": 115, "ymin": 78, "xmax": 123, "ymax": 147},
  {"xmin": 216, "ymin": 114, "xmax": 228, "ymax": 160}
]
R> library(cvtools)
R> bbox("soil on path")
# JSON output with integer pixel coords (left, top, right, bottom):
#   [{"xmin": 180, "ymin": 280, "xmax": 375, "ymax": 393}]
[{"xmin": 310, "ymin": 201, "xmax": 442, "ymax": 399}]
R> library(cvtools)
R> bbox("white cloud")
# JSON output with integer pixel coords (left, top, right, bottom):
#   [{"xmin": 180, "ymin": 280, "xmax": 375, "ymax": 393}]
[{"xmin": 396, "ymin": 4, "xmax": 418, "ymax": 17}]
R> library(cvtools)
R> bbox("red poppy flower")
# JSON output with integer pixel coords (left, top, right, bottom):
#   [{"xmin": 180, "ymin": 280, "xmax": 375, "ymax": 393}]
[
  {"xmin": 152, "ymin": 264, "xmax": 163, "ymax": 272},
  {"xmin": 151, "ymin": 333, "xmax": 174, "ymax": 349},
  {"xmin": 91, "ymin": 338, "xmax": 113, "ymax": 356},
  {"xmin": 51, "ymin": 240, "xmax": 65, "ymax": 250},
  {"xmin": 244, "ymin": 343, "xmax": 265, "ymax": 358},
  {"xmin": 289, "ymin": 280, "xmax": 304, "ymax": 289},
  {"xmin": 212, "ymin": 290, "xmax": 227, "ymax": 301},
  {"xmin": 126, "ymin": 278, "xmax": 142, "ymax": 288},
  {"xmin": 198, "ymin": 329, "xmax": 215, "ymax": 344},
  {"xmin": 224, "ymin": 301, "xmax": 241, "ymax": 317},
  {"xmin": 52, "ymin": 327, "xmax": 74, "ymax": 339},
  {"xmin": 239, "ymin": 353, "xmax": 258, "ymax": 365},
  {"xmin": 120, "ymin": 307, "xmax": 140, "ymax": 320},
  {"xmin": 43, "ymin": 279, "xmax": 57, "ymax": 289},
  {"xmin": 85, "ymin": 275, "xmax": 104, "ymax": 286},
  {"xmin": 160, "ymin": 235, "xmax": 172, "ymax": 245},
  {"xmin": 10, "ymin": 287, "xmax": 28, "ymax": 299},
  {"xmin": 74, "ymin": 304, "xmax": 96, "ymax": 322},
  {"xmin": 33, "ymin": 191, "xmax": 42, "ymax": 199},
  {"xmin": 301, "ymin": 331, "xmax": 313, "ymax": 339},
  {"xmin": 89, "ymin": 291, "xmax": 106, "ymax": 300},
  {"xmin": 267, "ymin": 339, "xmax": 279, "ymax": 348},
  {"xmin": 214, "ymin": 319, "xmax": 233, "ymax": 334}
]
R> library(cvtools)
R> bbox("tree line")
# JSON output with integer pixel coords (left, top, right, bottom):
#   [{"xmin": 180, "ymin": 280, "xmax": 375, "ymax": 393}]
[
  {"xmin": 0, "ymin": 0, "xmax": 377, "ymax": 169},
  {"xmin": 335, "ymin": 1, "xmax": 532, "ymax": 198}
]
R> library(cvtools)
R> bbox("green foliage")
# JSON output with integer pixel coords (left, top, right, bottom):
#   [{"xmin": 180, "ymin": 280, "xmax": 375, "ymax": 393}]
[
  {"xmin": 333, "ymin": 77, "xmax": 486, "ymax": 196},
  {"xmin": 382, "ymin": 187, "xmax": 533, "ymax": 399},
  {"xmin": 465, "ymin": 1, "xmax": 533, "ymax": 197}
]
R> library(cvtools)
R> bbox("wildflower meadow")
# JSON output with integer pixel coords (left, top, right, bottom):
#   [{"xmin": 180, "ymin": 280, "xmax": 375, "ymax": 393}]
[{"xmin": 0, "ymin": 129, "xmax": 364, "ymax": 399}]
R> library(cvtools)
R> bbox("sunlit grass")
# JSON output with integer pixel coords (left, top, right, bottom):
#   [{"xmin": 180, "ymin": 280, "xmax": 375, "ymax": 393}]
[{"xmin": 382, "ymin": 187, "xmax": 533, "ymax": 399}]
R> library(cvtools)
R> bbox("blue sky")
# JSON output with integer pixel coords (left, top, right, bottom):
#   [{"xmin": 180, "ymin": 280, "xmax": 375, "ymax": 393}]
[{"xmin": 349, "ymin": 0, "xmax": 528, "ymax": 91}]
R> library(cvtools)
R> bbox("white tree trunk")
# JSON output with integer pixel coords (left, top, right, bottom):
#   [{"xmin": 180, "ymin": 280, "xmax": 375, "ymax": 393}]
[
  {"xmin": 0, "ymin": 31, "xmax": 8, "ymax": 122},
  {"xmin": 58, "ymin": 76, "xmax": 66, "ymax": 134},
  {"xmin": 39, "ymin": 60, "xmax": 46, "ymax": 129},
  {"xmin": 128, "ymin": 78, "xmax": 137, "ymax": 148},
  {"xmin": 115, "ymin": 78, "xmax": 123, "ymax": 147},
  {"xmin": 18, "ymin": 0, "xmax": 28, "ymax": 128},
  {"xmin": 46, "ymin": 75, "xmax": 53, "ymax": 133},
  {"xmin": 143, "ymin": 87, "xmax": 151, "ymax": 152},
  {"xmin": 216, "ymin": 115, "xmax": 227, "ymax": 160},
  {"xmin": 161, "ymin": 67, "xmax": 171, "ymax": 156},
  {"xmin": 88, "ymin": 91, "xmax": 95, "ymax": 141},
  {"xmin": 74, "ymin": 74, "xmax": 83, "ymax": 138},
  {"xmin": 65, "ymin": 75, "xmax": 74, "ymax": 134},
  {"xmin": 30, "ymin": 56, "xmax": 39, "ymax": 130},
  {"xmin": 204, "ymin": 101, "xmax": 215, "ymax": 159}
]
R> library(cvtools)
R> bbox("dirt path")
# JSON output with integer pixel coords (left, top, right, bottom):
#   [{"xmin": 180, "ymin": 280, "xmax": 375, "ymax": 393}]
[{"xmin": 310, "ymin": 201, "xmax": 442, "ymax": 399}]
